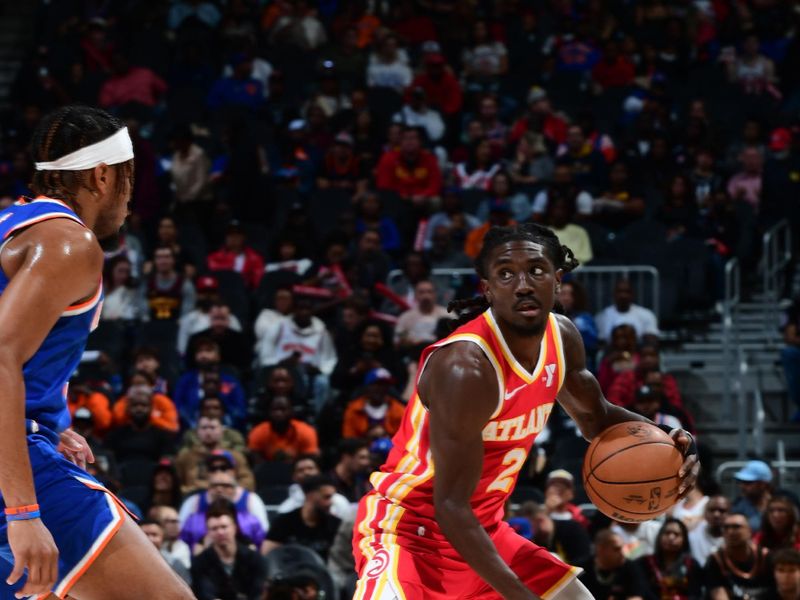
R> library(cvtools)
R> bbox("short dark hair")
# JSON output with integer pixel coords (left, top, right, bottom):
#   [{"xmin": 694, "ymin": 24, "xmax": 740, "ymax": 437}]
[
  {"xmin": 139, "ymin": 518, "xmax": 162, "ymax": 529},
  {"xmin": 773, "ymin": 548, "xmax": 800, "ymax": 567},
  {"xmin": 193, "ymin": 337, "xmax": 220, "ymax": 354},
  {"xmin": 205, "ymin": 498, "xmax": 237, "ymax": 524},
  {"xmin": 294, "ymin": 454, "xmax": 321, "ymax": 469},
  {"xmin": 133, "ymin": 346, "xmax": 160, "ymax": 362},
  {"xmin": 199, "ymin": 395, "xmax": 225, "ymax": 413},
  {"xmin": 300, "ymin": 474, "xmax": 335, "ymax": 495},
  {"xmin": 338, "ymin": 438, "xmax": 369, "ymax": 460}
]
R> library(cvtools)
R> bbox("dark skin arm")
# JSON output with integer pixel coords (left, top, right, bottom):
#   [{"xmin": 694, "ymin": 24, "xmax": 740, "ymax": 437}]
[
  {"xmin": 555, "ymin": 313, "xmax": 699, "ymax": 497},
  {"xmin": 421, "ymin": 343, "xmax": 540, "ymax": 600},
  {"xmin": 0, "ymin": 219, "xmax": 103, "ymax": 597}
]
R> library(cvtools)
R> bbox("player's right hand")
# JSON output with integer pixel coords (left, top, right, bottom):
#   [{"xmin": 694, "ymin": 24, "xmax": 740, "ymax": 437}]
[{"xmin": 6, "ymin": 519, "xmax": 59, "ymax": 598}]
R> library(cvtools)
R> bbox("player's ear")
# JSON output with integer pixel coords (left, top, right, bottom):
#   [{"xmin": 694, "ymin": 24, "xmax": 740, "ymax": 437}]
[
  {"xmin": 480, "ymin": 278, "xmax": 493, "ymax": 304},
  {"xmin": 554, "ymin": 269, "xmax": 564, "ymax": 295},
  {"xmin": 89, "ymin": 163, "xmax": 110, "ymax": 197}
]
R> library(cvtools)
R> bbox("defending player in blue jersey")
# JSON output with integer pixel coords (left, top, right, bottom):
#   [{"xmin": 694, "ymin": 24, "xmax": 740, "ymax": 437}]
[{"xmin": 0, "ymin": 106, "xmax": 195, "ymax": 599}]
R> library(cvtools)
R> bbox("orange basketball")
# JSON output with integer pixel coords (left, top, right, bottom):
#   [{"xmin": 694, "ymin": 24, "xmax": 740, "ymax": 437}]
[{"xmin": 582, "ymin": 421, "xmax": 683, "ymax": 523}]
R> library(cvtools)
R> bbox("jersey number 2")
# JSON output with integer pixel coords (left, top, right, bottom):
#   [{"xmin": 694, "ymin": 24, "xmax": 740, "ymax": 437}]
[{"xmin": 487, "ymin": 448, "xmax": 526, "ymax": 494}]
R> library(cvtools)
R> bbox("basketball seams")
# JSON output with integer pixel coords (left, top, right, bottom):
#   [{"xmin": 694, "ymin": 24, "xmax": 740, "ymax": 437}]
[
  {"xmin": 584, "ymin": 474, "xmax": 671, "ymax": 519},
  {"xmin": 587, "ymin": 441, "xmax": 678, "ymax": 479}
]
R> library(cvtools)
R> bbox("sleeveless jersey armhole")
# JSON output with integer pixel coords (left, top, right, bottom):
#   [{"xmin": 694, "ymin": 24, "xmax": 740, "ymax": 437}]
[
  {"xmin": 551, "ymin": 314, "xmax": 568, "ymax": 393},
  {"xmin": 416, "ymin": 334, "xmax": 506, "ymax": 421}
]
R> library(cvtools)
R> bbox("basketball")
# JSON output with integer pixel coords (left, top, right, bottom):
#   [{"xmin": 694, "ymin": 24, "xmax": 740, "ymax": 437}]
[{"xmin": 582, "ymin": 422, "xmax": 683, "ymax": 523}]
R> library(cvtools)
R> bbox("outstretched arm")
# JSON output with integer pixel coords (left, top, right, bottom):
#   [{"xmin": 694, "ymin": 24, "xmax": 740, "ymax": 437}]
[
  {"xmin": 421, "ymin": 343, "xmax": 539, "ymax": 600},
  {"xmin": 555, "ymin": 314, "xmax": 699, "ymax": 497}
]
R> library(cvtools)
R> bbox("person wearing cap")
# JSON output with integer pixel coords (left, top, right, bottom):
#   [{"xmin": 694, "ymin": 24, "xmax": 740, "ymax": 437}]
[
  {"xmin": 247, "ymin": 395, "xmax": 319, "ymax": 463},
  {"xmin": 409, "ymin": 52, "xmax": 463, "ymax": 117},
  {"xmin": 544, "ymin": 469, "xmax": 590, "ymax": 529},
  {"xmin": 175, "ymin": 418, "xmax": 254, "ymax": 495},
  {"xmin": 206, "ymin": 220, "xmax": 265, "ymax": 291},
  {"xmin": 342, "ymin": 368, "xmax": 405, "ymax": 439},
  {"xmin": 375, "ymin": 126, "xmax": 442, "ymax": 206},
  {"xmin": 394, "ymin": 86, "xmax": 445, "ymax": 143},
  {"xmin": 464, "ymin": 196, "xmax": 516, "ymax": 259},
  {"xmin": 510, "ymin": 85, "xmax": 570, "ymax": 146},
  {"xmin": 732, "ymin": 460, "xmax": 774, "ymax": 531},
  {"xmin": 178, "ymin": 275, "xmax": 243, "ymax": 355},
  {"xmin": 316, "ymin": 131, "xmax": 368, "ymax": 194}
]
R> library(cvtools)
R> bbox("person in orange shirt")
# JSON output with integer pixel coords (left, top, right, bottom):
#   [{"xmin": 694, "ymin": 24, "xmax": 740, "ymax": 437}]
[
  {"xmin": 247, "ymin": 396, "xmax": 319, "ymax": 463},
  {"xmin": 112, "ymin": 371, "xmax": 179, "ymax": 433},
  {"xmin": 342, "ymin": 368, "xmax": 405, "ymax": 439},
  {"xmin": 67, "ymin": 380, "xmax": 113, "ymax": 437},
  {"xmin": 464, "ymin": 198, "xmax": 516, "ymax": 258}
]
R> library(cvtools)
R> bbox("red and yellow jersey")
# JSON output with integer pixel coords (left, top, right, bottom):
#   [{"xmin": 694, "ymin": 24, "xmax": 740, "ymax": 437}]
[{"xmin": 370, "ymin": 309, "xmax": 566, "ymax": 529}]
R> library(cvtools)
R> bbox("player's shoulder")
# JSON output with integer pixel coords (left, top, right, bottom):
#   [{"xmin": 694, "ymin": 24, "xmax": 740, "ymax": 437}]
[
  {"xmin": 419, "ymin": 340, "xmax": 497, "ymax": 398},
  {"xmin": 8, "ymin": 216, "xmax": 100, "ymax": 260}
]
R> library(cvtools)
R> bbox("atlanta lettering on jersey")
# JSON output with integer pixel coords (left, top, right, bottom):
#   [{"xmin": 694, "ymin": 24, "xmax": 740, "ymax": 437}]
[{"xmin": 482, "ymin": 402, "xmax": 554, "ymax": 442}]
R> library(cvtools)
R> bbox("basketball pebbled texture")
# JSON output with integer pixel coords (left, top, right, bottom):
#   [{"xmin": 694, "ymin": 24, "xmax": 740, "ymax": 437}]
[{"xmin": 582, "ymin": 421, "xmax": 683, "ymax": 523}]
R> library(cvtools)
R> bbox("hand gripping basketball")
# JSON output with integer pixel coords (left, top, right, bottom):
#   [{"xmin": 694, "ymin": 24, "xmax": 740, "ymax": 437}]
[{"xmin": 667, "ymin": 427, "xmax": 700, "ymax": 500}]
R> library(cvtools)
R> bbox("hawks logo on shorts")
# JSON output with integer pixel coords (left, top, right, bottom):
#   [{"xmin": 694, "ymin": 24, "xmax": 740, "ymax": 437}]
[{"xmin": 364, "ymin": 549, "xmax": 391, "ymax": 579}]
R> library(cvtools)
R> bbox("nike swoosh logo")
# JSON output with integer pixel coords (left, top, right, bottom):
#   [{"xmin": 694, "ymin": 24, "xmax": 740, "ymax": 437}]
[{"xmin": 504, "ymin": 383, "xmax": 527, "ymax": 401}]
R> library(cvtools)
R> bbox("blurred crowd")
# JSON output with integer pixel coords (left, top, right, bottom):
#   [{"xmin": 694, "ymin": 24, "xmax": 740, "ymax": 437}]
[{"xmin": 3, "ymin": 0, "xmax": 800, "ymax": 598}]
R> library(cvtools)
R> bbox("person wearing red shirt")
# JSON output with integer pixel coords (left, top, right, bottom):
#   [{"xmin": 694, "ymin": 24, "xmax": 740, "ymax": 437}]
[
  {"xmin": 606, "ymin": 345, "xmax": 684, "ymax": 412},
  {"xmin": 206, "ymin": 220, "xmax": 265, "ymax": 290},
  {"xmin": 510, "ymin": 86, "xmax": 570, "ymax": 146},
  {"xmin": 408, "ymin": 54, "xmax": 463, "ymax": 117},
  {"xmin": 98, "ymin": 53, "xmax": 167, "ymax": 109},
  {"xmin": 591, "ymin": 40, "xmax": 635, "ymax": 91},
  {"xmin": 375, "ymin": 127, "xmax": 442, "ymax": 207}
]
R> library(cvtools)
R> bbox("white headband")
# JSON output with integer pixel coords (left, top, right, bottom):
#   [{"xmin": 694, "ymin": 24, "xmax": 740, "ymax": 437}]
[{"xmin": 34, "ymin": 127, "xmax": 134, "ymax": 171}]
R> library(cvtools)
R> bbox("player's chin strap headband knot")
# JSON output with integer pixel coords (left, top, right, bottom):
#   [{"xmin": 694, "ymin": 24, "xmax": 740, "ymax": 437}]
[{"xmin": 34, "ymin": 127, "xmax": 134, "ymax": 171}]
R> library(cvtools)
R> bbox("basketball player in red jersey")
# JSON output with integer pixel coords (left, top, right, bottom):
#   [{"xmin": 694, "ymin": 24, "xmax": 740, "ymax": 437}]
[{"xmin": 352, "ymin": 223, "xmax": 699, "ymax": 600}]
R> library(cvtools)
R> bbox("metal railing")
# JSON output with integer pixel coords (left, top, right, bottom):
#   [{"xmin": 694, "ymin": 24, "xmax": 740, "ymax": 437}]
[
  {"xmin": 721, "ymin": 258, "xmax": 740, "ymax": 416},
  {"xmin": 567, "ymin": 265, "xmax": 660, "ymax": 317},
  {"xmin": 716, "ymin": 452, "xmax": 800, "ymax": 498},
  {"xmin": 762, "ymin": 219, "xmax": 793, "ymax": 304}
]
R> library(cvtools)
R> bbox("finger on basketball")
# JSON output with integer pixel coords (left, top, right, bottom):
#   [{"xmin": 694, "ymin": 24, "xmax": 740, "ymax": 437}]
[
  {"xmin": 679, "ymin": 453, "xmax": 698, "ymax": 478},
  {"xmin": 6, "ymin": 552, "xmax": 25, "ymax": 585}
]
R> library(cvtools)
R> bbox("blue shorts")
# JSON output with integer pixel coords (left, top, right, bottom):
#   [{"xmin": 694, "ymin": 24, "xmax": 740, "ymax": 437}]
[{"xmin": 0, "ymin": 431, "xmax": 128, "ymax": 600}]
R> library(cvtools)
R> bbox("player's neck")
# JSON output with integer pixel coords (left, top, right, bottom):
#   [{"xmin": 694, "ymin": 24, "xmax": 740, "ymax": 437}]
[{"xmin": 492, "ymin": 312, "xmax": 546, "ymax": 373}]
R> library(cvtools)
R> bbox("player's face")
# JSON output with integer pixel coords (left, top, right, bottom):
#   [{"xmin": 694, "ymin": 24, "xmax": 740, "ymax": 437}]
[
  {"xmin": 484, "ymin": 241, "xmax": 559, "ymax": 336},
  {"xmin": 95, "ymin": 161, "xmax": 132, "ymax": 239}
]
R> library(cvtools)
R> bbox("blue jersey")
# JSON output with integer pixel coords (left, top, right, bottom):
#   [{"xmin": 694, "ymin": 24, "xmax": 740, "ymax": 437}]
[{"xmin": 0, "ymin": 197, "xmax": 103, "ymax": 434}]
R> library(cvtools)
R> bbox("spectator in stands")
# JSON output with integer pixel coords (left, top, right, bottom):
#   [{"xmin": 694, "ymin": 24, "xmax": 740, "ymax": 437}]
[
  {"xmin": 781, "ymin": 297, "xmax": 800, "ymax": 422},
  {"xmin": 342, "ymin": 368, "xmax": 405, "ymax": 439},
  {"xmin": 423, "ymin": 188, "xmax": 481, "ymax": 251},
  {"xmin": 464, "ymin": 198, "xmax": 515, "ymax": 259},
  {"xmin": 475, "ymin": 170, "xmax": 533, "ymax": 224},
  {"xmin": 557, "ymin": 125, "xmax": 608, "ymax": 193},
  {"xmin": 732, "ymin": 460, "xmax": 774, "ymax": 532},
  {"xmin": 518, "ymin": 501, "xmax": 591, "ymax": 565},
  {"xmin": 630, "ymin": 384, "xmax": 683, "ymax": 429},
  {"xmin": 607, "ymin": 344, "xmax": 683, "ymax": 408},
  {"xmin": 277, "ymin": 455, "xmax": 352, "ymax": 521},
  {"xmin": 248, "ymin": 396, "xmax": 319, "ymax": 463},
  {"xmin": 249, "ymin": 366, "xmax": 306, "ymax": 427},
  {"xmin": 132, "ymin": 346, "xmax": 170, "ymax": 395},
  {"xmin": 724, "ymin": 33, "xmax": 778, "ymax": 97},
  {"xmin": 101, "ymin": 255, "xmax": 146, "ymax": 323},
  {"xmin": 331, "ymin": 296, "xmax": 371, "ymax": 358},
  {"xmin": 187, "ymin": 303, "xmax": 251, "ymax": 377},
  {"xmin": 98, "ymin": 52, "xmax": 167, "ymax": 110},
  {"xmin": 182, "ymin": 396, "xmax": 246, "ymax": 452},
  {"xmin": 328, "ymin": 439, "xmax": 370, "ymax": 503},
  {"xmin": 462, "ymin": 20, "xmax": 508, "ymax": 94},
  {"xmin": 366, "ymin": 34, "xmax": 411, "ymax": 94},
  {"xmin": 704, "ymin": 511, "xmax": 775, "ymax": 598},
  {"xmin": 168, "ymin": 1, "xmax": 221, "ymax": 30},
  {"xmin": 191, "ymin": 501, "xmax": 266, "ymax": 600},
  {"xmin": 611, "ymin": 516, "xmax": 663, "ymax": 560},
  {"xmin": 754, "ymin": 496, "xmax": 800, "ymax": 552},
  {"xmin": 425, "ymin": 225, "xmax": 473, "ymax": 270},
  {"xmin": 671, "ymin": 481, "xmax": 710, "ymax": 532},
  {"xmin": 207, "ymin": 220, "xmax": 265, "ymax": 291},
  {"xmin": 597, "ymin": 324, "xmax": 639, "ymax": 393},
  {"xmin": 262, "ymin": 475, "xmax": 341, "ymax": 561},
  {"xmin": 316, "ymin": 132, "xmax": 368, "ymax": 196},
  {"xmin": 331, "ymin": 321, "xmax": 402, "ymax": 401},
  {"xmin": 179, "ymin": 470, "xmax": 268, "ymax": 551},
  {"xmin": 67, "ymin": 379, "xmax": 112, "ymax": 438},
  {"xmin": 151, "ymin": 505, "xmax": 192, "ymax": 578},
  {"xmin": 145, "ymin": 459, "xmax": 183, "ymax": 514},
  {"xmin": 637, "ymin": 518, "xmax": 702, "ymax": 600},
  {"xmin": 690, "ymin": 495, "xmax": 730, "ymax": 567},
  {"xmin": 596, "ymin": 279, "xmax": 660, "ymax": 343},
  {"xmin": 542, "ymin": 194, "xmax": 593, "ymax": 265},
  {"xmin": 176, "ymin": 421, "xmax": 253, "ymax": 494},
  {"xmin": 592, "ymin": 39, "xmax": 635, "ymax": 92},
  {"xmin": 506, "ymin": 132, "xmax": 555, "ymax": 189},
  {"xmin": 772, "ymin": 549, "xmax": 800, "ymax": 600},
  {"xmin": 149, "ymin": 216, "xmax": 197, "ymax": 279},
  {"xmin": 532, "ymin": 164, "xmax": 595, "ymax": 220},
  {"xmin": 579, "ymin": 529, "xmax": 651, "ymax": 599},
  {"xmin": 409, "ymin": 53, "xmax": 462, "ymax": 119},
  {"xmin": 375, "ymin": 126, "xmax": 442, "ymax": 207},
  {"xmin": 557, "ymin": 280, "xmax": 598, "ymax": 371},
  {"xmin": 140, "ymin": 518, "xmax": 191, "ymax": 584},
  {"xmin": 174, "ymin": 338, "xmax": 247, "ymax": 429},
  {"xmin": 394, "ymin": 281, "xmax": 450, "ymax": 356},
  {"xmin": 591, "ymin": 161, "xmax": 645, "ymax": 227},
  {"xmin": 257, "ymin": 297, "xmax": 337, "ymax": 412},
  {"xmin": 70, "ymin": 407, "xmax": 116, "ymax": 478},
  {"xmin": 453, "ymin": 138, "xmax": 501, "ymax": 191},
  {"xmin": 112, "ymin": 371, "xmax": 179, "ymax": 433},
  {"xmin": 394, "ymin": 86, "xmax": 445, "ymax": 144},
  {"xmin": 206, "ymin": 53, "xmax": 265, "ymax": 113},
  {"xmin": 510, "ymin": 86, "xmax": 569, "ymax": 147},
  {"xmin": 254, "ymin": 288, "xmax": 294, "ymax": 350},
  {"xmin": 169, "ymin": 124, "xmax": 211, "ymax": 220},
  {"xmin": 105, "ymin": 390, "xmax": 176, "ymax": 462},
  {"xmin": 354, "ymin": 192, "xmax": 402, "ymax": 255},
  {"xmin": 657, "ymin": 173, "xmax": 701, "ymax": 238},
  {"xmin": 727, "ymin": 146, "xmax": 765, "ymax": 214},
  {"xmin": 178, "ymin": 276, "xmax": 243, "ymax": 356},
  {"xmin": 145, "ymin": 245, "xmax": 196, "ymax": 321},
  {"xmin": 543, "ymin": 470, "xmax": 589, "ymax": 529}
]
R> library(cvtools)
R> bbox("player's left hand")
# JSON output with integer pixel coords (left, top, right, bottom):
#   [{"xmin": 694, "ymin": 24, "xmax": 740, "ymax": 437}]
[
  {"xmin": 58, "ymin": 429, "xmax": 95, "ymax": 470},
  {"xmin": 671, "ymin": 429, "xmax": 700, "ymax": 500}
]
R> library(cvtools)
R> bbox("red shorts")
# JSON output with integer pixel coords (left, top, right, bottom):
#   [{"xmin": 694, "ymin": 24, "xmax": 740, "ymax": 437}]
[{"xmin": 352, "ymin": 492, "xmax": 581, "ymax": 600}]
